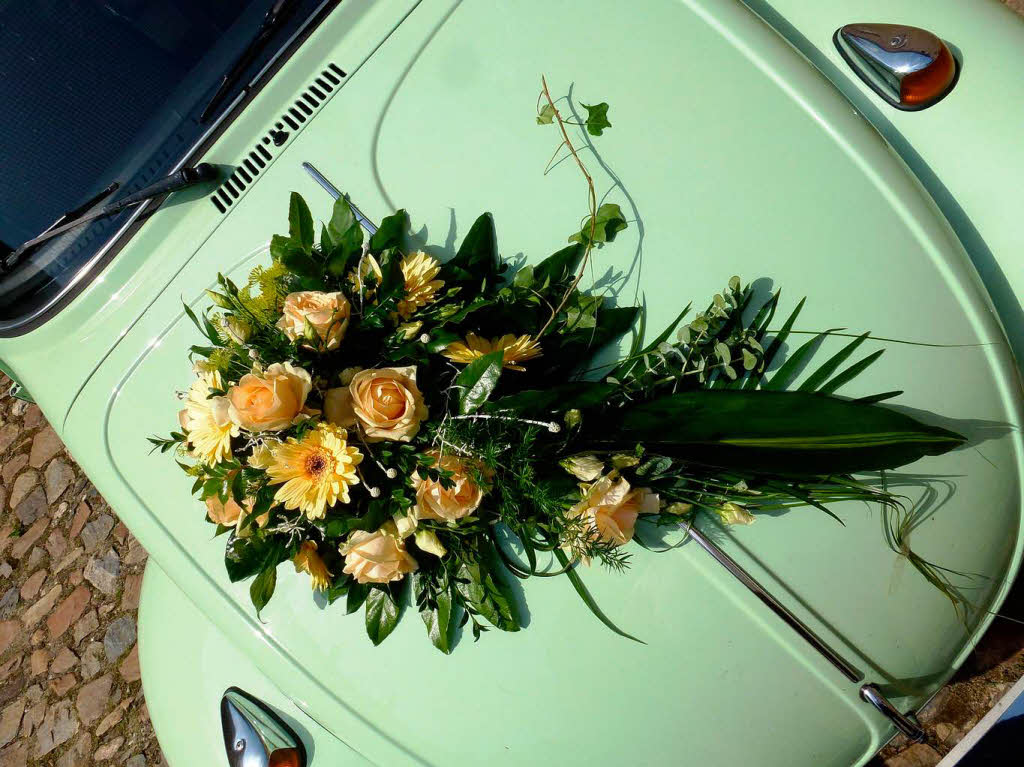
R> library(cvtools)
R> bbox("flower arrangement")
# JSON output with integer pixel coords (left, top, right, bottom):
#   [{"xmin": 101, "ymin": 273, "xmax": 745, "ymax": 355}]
[{"xmin": 153, "ymin": 84, "xmax": 965, "ymax": 651}]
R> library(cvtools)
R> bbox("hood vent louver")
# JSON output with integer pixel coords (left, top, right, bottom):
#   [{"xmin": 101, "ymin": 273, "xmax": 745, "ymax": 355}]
[{"xmin": 210, "ymin": 63, "xmax": 346, "ymax": 214}]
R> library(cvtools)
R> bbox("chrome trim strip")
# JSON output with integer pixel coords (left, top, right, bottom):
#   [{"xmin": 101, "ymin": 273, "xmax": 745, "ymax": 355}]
[
  {"xmin": 687, "ymin": 524, "xmax": 926, "ymax": 742},
  {"xmin": 301, "ymin": 161, "xmax": 378, "ymax": 235},
  {"xmin": 687, "ymin": 524, "xmax": 864, "ymax": 683}
]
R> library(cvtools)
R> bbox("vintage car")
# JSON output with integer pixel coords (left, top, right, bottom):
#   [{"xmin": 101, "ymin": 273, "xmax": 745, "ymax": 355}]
[{"xmin": 1, "ymin": 0, "xmax": 1022, "ymax": 764}]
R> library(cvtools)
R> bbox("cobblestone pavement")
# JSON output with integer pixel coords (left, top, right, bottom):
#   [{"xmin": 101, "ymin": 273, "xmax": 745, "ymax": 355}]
[{"xmin": 0, "ymin": 378, "xmax": 164, "ymax": 765}]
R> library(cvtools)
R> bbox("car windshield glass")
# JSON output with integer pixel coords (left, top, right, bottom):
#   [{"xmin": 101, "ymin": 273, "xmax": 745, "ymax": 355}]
[{"xmin": 0, "ymin": 0, "xmax": 322, "ymax": 332}]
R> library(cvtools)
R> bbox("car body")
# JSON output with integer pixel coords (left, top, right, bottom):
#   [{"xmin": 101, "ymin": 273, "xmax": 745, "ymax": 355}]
[{"xmin": 1, "ymin": 1, "xmax": 1022, "ymax": 764}]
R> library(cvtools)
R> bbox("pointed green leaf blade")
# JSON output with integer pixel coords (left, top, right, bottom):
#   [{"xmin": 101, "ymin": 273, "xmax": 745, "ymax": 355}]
[
  {"xmin": 818, "ymin": 349, "xmax": 885, "ymax": 395},
  {"xmin": 365, "ymin": 586, "xmax": 400, "ymax": 645},
  {"xmin": 455, "ymin": 350, "xmax": 504, "ymax": 414},
  {"xmin": 798, "ymin": 332, "xmax": 870, "ymax": 392},
  {"xmin": 288, "ymin": 192, "xmax": 314, "ymax": 253}
]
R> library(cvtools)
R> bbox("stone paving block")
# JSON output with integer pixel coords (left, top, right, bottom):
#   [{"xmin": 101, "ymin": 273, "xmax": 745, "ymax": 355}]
[
  {"xmin": 47, "ymin": 585, "xmax": 91, "ymax": 640},
  {"xmin": 28, "ymin": 428, "xmax": 63, "ymax": 469}
]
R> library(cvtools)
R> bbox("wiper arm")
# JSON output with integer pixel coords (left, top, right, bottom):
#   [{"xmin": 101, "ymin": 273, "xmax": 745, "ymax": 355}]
[
  {"xmin": 199, "ymin": 0, "xmax": 302, "ymax": 123},
  {"xmin": 1, "ymin": 164, "xmax": 217, "ymax": 274}
]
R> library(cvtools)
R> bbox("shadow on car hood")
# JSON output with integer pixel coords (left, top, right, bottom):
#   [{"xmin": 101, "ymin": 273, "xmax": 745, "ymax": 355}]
[{"xmin": 81, "ymin": 0, "xmax": 1024, "ymax": 764}]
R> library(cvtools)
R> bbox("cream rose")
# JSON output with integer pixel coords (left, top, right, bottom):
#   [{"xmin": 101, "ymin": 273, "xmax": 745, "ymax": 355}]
[
  {"xmin": 204, "ymin": 494, "xmax": 269, "ymax": 538},
  {"xmin": 568, "ymin": 475, "xmax": 659, "ymax": 547},
  {"xmin": 412, "ymin": 450, "xmax": 490, "ymax": 523},
  {"xmin": 340, "ymin": 523, "xmax": 418, "ymax": 584},
  {"xmin": 276, "ymin": 291, "xmax": 350, "ymax": 351},
  {"xmin": 324, "ymin": 366, "xmax": 427, "ymax": 442},
  {"xmin": 228, "ymin": 362, "xmax": 312, "ymax": 432}
]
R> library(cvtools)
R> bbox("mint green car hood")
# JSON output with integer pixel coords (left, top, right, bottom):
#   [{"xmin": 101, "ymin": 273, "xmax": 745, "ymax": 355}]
[{"xmin": 52, "ymin": 0, "xmax": 1024, "ymax": 764}]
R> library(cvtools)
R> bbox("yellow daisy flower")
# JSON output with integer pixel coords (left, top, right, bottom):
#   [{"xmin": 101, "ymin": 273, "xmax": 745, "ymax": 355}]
[
  {"xmin": 396, "ymin": 251, "xmax": 444, "ymax": 319},
  {"xmin": 266, "ymin": 423, "xmax": 363, "ymax": 519},
  {"xmin": 293, "ymin": 541, "xmax": 332, "ymax": 591},
  {"xmin": 179, "ymin": 370, "xmax": 238, "ymax": 465},
  {"xmin": 443, "ymin": 333, "xmax": 543, "ymax": 371}
]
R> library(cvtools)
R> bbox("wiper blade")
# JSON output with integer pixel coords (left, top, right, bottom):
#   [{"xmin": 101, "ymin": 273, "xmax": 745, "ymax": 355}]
[
  {"xmin": 199, "ymin": 0, "xmax": 302, "ymax": 123},
  {"xmin": 1, "ymin": 164, "xmax": 217, "ymax": 274}
]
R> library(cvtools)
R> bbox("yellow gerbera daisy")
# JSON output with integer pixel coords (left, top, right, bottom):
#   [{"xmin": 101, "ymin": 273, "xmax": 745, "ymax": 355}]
[
  {"xmin": 266, "ymin": 423, "xmax": 363, "ymax": 519},
  {"xmin": 443, "ymin": 333, "xmax": 543, "ymax": 371},
  {"xmin": 293, "ymin": 541, "xmax": 332, "ymax": 591},
  {"xmin": 180, "ymin": 370, "xmax": 238, "ymax": 465},
  {"xmin": 396, "ymin": 251, "xmax": 444, "ymax": 319}
]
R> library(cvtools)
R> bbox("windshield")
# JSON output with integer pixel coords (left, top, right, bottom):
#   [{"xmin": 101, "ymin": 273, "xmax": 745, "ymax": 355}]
[{"xmin": 0, "ymin": 0, "xmax": 324, "ymax": 333}]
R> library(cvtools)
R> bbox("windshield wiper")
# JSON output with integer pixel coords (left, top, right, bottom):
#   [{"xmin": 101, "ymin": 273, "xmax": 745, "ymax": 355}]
[
  {"xmin": 199, "ymin": 0, "xmax": 302, "ymax": 123},
  {"xmin": 1, "ymin": 164, "xmax": 217, "ymax": 275}
]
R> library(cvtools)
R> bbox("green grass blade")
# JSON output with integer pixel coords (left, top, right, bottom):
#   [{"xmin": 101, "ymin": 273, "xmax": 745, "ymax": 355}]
[
  {"xmin": 798, "ymin": 332, "xmax": 870, "ymax": 392},
  {"xmin": 854, "ymin": 390, "xmax": 903, "ymax": 405},
  {"xmin": 818, "ymin": 349, "xmax": 885, "ymax": 394},
  {"xmin": 764, "ymin": 328, "xmax": 842, "ymax": 391},
  {"xmin": 744, "ymin": 297, "xmax": 804, "ymax": 390},
  {"xmin": 553, "ymin": 549, "xmax": 644, "ymax": 643}
]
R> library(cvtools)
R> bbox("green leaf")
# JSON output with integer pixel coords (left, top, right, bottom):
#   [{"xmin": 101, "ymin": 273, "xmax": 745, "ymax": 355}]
[
  {"xmin": 420, "ymin": 586, "xmax": 454, "ymax": 654},
  {"xmin": 446, "ymin": 214, "xmax": 498, "ymax": 281},
  {"xmin": 365, "ymin": 586, "xmax": 400, "ymax": 645},
  {"xmin": 746, "ymin": 297, "xmax": 804, "ymax": 390},
  {"xmin": 455, "ymin": 350, "xmax": 504, "ymax": 414},
  {"xmin": 269, "ymin": 234, "xmax": 298, "ymax": 262},
  {"xmin": 553, "ymin": 549, "xmax": 643, "ymax": 642},
  {"xmin": 280, "ymin": 249, "xmax": 321, "ymax": 280},
  {"xmin": 328, "ymin": 197, "xmax": 357, "ymax": 245},
  {"xmin": 601, "ymin": 390, "xmax": 966, "ymax": 476},
  {"xmin": 569, "ymin": 203, "xmax": 627, "ymax": 245},
  {"xmin": 533, "ymin": 243, "xmax": 585, "ymax": 288},
  {"xmin": 764, "ymin": 329, "xmax": 841, "ymax": 391},
  {"xmin": 455, "ymin": 559, "xmax": 518, "ymax": 632},
  {"xmin": 536, "ymin": 103, "xmax": 556, "ymax": 124},
  {"xmin": 369, "ymin": 209, "xmax": 408, "ymax": 254},
  {"xmin": 224, "ymin": 535, "xmax": 283, "ymax": 583},
  {"xmin": 818, "ymin": 350, "xmax": 885, "ymax": 395},
  {"xmin": 486, "ymin": 382, "xmax": 616, "ymax": 415},
  {"xmin": 288, "ymin": 192, "xmax": 315, "ymax": 254},
  {"xmin": 798, "ymin": 332, "xmax": 870, "ymax": 392},
  {"xmin": 249, "ymin": 565, "xmax": 277, "ymax": 615},
  {"xmin": 346, "ymin": 582, "xmax": 370, "ymax": 615},
  {"xmin": 513, "ymin": 265, "xmax": 535, "ymax": 289},
  {"xmin": 581, "ymin": 101, "xmax": 611, "ymax": 135},
  {"xmin": 320, "ymin": 223, "xmax": 333, "ymax": 254}
]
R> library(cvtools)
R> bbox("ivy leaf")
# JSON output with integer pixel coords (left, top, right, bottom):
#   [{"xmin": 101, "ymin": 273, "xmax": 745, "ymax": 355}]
[
  {"xmin": 581, "ymin": 101, "xmax": 611, "ymax": 135},
  {"xmin": 536, "ymin": 103, "xmax": 556, "ymax": 124},
  {"xmin": 533, "ymin": 243, "xmax": 585, "ymax": 288},
  {"xmin": 455, "ymin": 350, "xmax": 504, "ymax": 414},
  {"xmin": 369, "ymin": 209, "xmax": 408, "ymax": 254},
  {"xmin": 365, "ymin": 586, "xmax": 400, "ymax": 645},
  {"xmin": 288, "ymin": 192, "xmax": 315, "ymax": 254},
  {"xmin": 569, "ymin": 203, "xmax": 627, "ymax": 245},
  {"xmin": 249, "ymin": 565, "xmax": 277, "ymax": 616}
]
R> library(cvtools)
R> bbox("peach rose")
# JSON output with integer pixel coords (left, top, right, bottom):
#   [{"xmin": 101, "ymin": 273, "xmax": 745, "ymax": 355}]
[
  {"xmin": 324, "ymin": 366, "xmax": 427, "ymax": 442},
  {"xmin": 276, "ymin": 291, "xmax": 350, "ymax": 351},
  {"xmin": 204, "ymin": 495, "xmax": 269, "ymax": 538},
  {"xmin": 228, "ymin": 362, "xmax": 312, "ymax": 432},
  {"xmin": 340, "ymin": 523, "xmax": 418, "ymax": 584},
  {"xmin": 568, "ymin": 475, "xmax": 659, "ymax": 547},
  {"xmin": 412, "ymin": 450, "xmax": 490, "ymax": 523}
]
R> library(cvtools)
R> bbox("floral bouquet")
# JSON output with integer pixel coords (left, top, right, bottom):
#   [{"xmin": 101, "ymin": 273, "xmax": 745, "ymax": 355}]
[{"xmin": 153, "ymin": 87, "xmax": 964, "ymax": 651}]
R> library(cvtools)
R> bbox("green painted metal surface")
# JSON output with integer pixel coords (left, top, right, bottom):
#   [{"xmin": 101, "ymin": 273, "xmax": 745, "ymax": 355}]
[
  {"xmin": 1, "ymin": 0, "xmax": 1022, "ymax": 764},
  {"xmin": 139, "ymin": 560, "xmax": 372, "ymax": 766}
]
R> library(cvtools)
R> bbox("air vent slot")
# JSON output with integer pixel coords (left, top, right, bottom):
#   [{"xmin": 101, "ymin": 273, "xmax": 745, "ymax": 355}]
[{"xmin": 209, "ymin": 63, "xmax": 347, "ymax": 214}]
